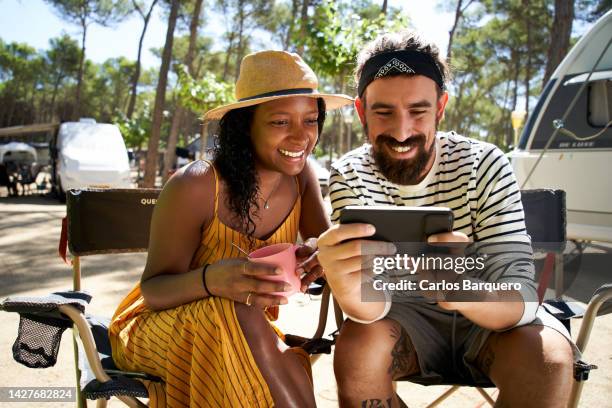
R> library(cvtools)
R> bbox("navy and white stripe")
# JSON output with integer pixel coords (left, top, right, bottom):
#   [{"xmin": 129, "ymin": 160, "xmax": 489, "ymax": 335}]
[
  {"xmin": 330, "ymin": 131, "xmax": 539, "ymax": 324},
  {"xmin": 330, "ymin": 132, "xmax": 528, "ymax": 243}
]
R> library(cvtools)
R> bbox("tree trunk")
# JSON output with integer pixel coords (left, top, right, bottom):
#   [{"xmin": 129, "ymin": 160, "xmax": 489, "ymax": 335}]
[
  {"xmin": 162, "ymin": 0, "xmax": 203, "ymax": 184},
  {"xmin": 127, "ymin": 0, "xmax": 159, "ymax": 119},
  {"xmin": 524, "ymin": 0, "xmax": 532, "ymax": 113},
  {"xmin": 336, "ymin": 77, "xmax": 345, "ymax": 155},
  {"xmin": 234, "ymin": 1, "xmax": 246, "ymax": 82},
  {"xmin": 74, "ymin": 18, "xmax": 87, "ymax": 120},
  {"xmin": 381, "ymin": 0, "xmax": 387, "ymax": 15},
  {"xmin": 543, "ymin": 0, "xmax": 574, "ymax": 85},
  {"xmin": 142, "ymin": 0, "xmax": 180, "ymax": 188},
  {"xmin": 49, "ymin": 72, "xmax": 63, "ymax": 122},
  {"xmin": 297, "ymin": 0, "xmax": 309, "ymax": 54},
  {"xmin": 222, "ymin": 33, "xmax": 235, "ymax": 81},
  {"xmin": 447, "ymin": 0, "xmax": 463, "ymax": 64},
  {"xmin": 508, "ymin": 55, "xmax": 520, "ymax": 147},
  {"xmin": 284, "ymin": 0, "xmax": 299, "ymax": 50}
]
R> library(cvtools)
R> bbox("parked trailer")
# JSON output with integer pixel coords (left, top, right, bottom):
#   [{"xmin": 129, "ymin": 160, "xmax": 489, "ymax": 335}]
[{"xmin": 511, "ymin": 10, "xmax": 612, "ymax": 243}]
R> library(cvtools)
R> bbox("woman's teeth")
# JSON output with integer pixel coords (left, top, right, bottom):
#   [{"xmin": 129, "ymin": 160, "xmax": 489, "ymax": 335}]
[
  {"xmin": 391, "ymin": 145, "xmax": 412, "ymax": 153},
  {"xmin": 279, "ymin": 149, "xmax": 304, "ymax": 158}
]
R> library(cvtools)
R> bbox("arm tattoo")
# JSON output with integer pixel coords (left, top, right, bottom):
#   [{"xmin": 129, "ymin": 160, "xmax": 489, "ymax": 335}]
[
  {"xmin": 387, "ymin": 324, "xmax": 417, "ymax": 379},
  {"xmin": 361, "ymin": 398, "xmax": 392, "ymax": 408}
]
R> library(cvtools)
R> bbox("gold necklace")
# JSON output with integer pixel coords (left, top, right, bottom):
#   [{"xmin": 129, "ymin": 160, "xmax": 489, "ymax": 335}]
[{"xmin": 262, "ymin": 174, "xmax": 282, "ymax": 210}]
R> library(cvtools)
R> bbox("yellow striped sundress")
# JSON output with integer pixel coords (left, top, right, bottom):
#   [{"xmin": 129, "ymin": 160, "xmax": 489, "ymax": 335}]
[{"xmin": 108, "ymin": 164, "xmax": 307, "ymax": 407}]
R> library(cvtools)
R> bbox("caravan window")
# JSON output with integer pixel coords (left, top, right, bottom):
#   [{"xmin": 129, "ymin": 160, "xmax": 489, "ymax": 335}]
[
  {"xmin": 529, "ymin": 72, "xmax": 612, "ymax": 149},
  {"xmin": 588, "ymin": 79, "xmax": 612, "ymax": 127}
]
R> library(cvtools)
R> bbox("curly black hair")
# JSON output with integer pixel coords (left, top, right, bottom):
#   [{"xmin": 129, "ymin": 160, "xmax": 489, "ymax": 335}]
[{"xmin": 213, "ymin": 97, "xmax": 326, "ymax": 246}]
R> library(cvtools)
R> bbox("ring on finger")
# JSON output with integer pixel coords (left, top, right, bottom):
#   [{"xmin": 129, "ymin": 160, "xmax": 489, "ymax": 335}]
[{"xmin": 245, "ymin": 292, "xmax": 253, "ymax": 306}]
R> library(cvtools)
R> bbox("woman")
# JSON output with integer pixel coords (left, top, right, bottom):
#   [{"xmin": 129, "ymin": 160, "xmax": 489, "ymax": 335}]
[{"xmin": 109, "ymin": 50, "xmax": 352, "ymax": 407}]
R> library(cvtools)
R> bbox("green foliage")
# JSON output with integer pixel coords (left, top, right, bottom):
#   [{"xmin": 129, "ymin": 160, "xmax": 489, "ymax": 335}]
[
  {"xmin": 43, "ymin": 0, "xmax": 130, "ymax": 26},
  {"xmin": 175, "ymin": 63, "xmax": 235, "ymax": 113},
  {"xmin": 298, "ymin": 1, "xmax": 408, "ymax": 81},
  {"xmin": 443, "ymin": 0, "xmax": 554, "ymax": 151},
  {"xmin": 46, "ymin": 34, "xmax": 81, "ymax": 82},
  {"xmin": 114, "ymin": 101, "xmax": 152, "ymax": 148}
]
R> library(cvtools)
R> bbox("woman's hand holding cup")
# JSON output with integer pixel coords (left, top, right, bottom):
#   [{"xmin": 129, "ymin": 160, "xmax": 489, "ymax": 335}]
[{"xmin": 205, "ymin": 258, "xmax": 291, "ymax": 307}]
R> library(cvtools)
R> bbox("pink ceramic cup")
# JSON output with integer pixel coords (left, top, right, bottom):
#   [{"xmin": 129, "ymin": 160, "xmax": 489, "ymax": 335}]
[{"xmin": 248, "ymin": 243, "xmax": 300, "ymax": 297}]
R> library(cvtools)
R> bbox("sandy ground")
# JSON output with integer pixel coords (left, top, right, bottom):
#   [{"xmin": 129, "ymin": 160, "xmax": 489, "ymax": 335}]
[{"xmin": 0, "ymin": 194, "xmax": 610, "ymax": 407}]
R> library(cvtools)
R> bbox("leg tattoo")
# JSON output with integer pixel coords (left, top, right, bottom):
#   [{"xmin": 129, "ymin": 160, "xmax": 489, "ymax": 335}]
[
  {"xmin": 477, "ymin": 334, "xmax": 497, "ymax": 376},
  {"xmin": 361, "ymin": 398, "xmax": 393, "ymax": 408},
  {"xmin": 387, "ymin": 324, "xmax": 417, "ymax": 379}
]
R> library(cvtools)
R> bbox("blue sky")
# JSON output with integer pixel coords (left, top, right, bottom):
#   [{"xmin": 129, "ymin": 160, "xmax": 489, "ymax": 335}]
[{"xmin": 0, "ymin": 0, "xmax": 455, "ymax": 69}]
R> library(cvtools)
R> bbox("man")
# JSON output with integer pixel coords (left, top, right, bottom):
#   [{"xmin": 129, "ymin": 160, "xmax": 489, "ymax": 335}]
[{"xmin": 317, "ymin": 30, "xmax": 576, "ymax": 407}]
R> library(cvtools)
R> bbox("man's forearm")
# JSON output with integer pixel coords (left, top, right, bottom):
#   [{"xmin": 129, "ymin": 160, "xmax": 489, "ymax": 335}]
[{"xmin": 328, "ymin": 277, "xmax": 389, "ymax": 323}]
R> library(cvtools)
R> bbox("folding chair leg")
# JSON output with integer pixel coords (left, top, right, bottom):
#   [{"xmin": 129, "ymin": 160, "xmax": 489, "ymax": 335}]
[
  {"xmin": 72, "ymin": 331, "xmax": 87, "ymax": 408},
  {"xmin": 476, "ymin": 387, "xmax": 495, "ymax": 406},
  {"xmin": 554, "ymin": 253, "xmax": 564, "ymax": 299},
  {"xmin": 425, "ymin": 385, "xmax": 460, "ymax": 407},
  {"xmin": 313, "ymin": 285, "xmax": 331, "ymax": 339},
  {"xmin": 59, "ymin": 305, "xmax": 147, "ymax": 408},
  {"xmin": 569, "ymin": 284, "xmax": 612, "ymax": 408},
  {"xmin": 71, "ymin": 256, "xmax": 87, "ymax": 408}
]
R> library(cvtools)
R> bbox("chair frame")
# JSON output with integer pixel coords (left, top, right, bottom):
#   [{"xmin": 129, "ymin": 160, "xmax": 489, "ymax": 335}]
[
  {"xmin": 59, "ymin": 188, "xmax": 342, "ymax": 407},
  {"xmin": 405, "ymin": 189, "xmax": 609, "ymax": 407}
]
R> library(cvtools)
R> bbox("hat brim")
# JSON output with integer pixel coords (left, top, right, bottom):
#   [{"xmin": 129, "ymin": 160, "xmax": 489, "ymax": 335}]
[{"xmin": 203, "ymin": 92, "xmax": 354, "ymax": 122}]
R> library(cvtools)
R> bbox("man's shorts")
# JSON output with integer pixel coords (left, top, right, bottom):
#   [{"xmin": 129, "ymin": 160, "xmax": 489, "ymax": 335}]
[{"xmin": 385, "ymin": 301, "xmax": 579, "ymax": 386}]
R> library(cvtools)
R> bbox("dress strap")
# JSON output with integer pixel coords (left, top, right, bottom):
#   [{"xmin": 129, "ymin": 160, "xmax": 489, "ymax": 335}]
[
  {"xmin": 294, "ymin": 175, "xmax": 301, "ymax": 197},
  {"xmin": 203, "ymin": 160, "xmax": 219, "ymax": 215}
]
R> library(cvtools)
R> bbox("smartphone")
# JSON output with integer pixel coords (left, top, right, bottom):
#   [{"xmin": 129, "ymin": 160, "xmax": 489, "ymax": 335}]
[{"xmin": 339, "ymin": 205, "xmax": 454, "ymax": 243}]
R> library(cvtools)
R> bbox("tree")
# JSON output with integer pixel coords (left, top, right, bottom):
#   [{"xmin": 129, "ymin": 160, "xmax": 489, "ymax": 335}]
[
  {"xmin": 162, "ymin": 0, "xmax": 204, "ymax": 183},
  {"xmin": 446, "ymin": 0, "xmax": 475, "ymax": 65},
  {"xmin": 215, "ymin": 0, "xmax": 272, "ymax": 81},
  {"xmin": 44, "ymin": 0, "xmax": 128, "ymax": 119},
  {"xmin": 142, "ymin": 0, "xmax": 180, "ymax": 187},
  {"xmin": 0, "ymin": 41, "xmax": 45, "ymax": 126},
  {"xmin": 45, "ymin": 35, "xmax": 80, "ymax": 122},
  {"xmin": 297, "ymin": 0, "xmax": 407, "ymax": 156},
  {"xmin": 443, "ymin": 0, "xmax": 552, "ymax": 150},
  {"xmin": 126, "ymin": 0, "xmax": 159, "ymax": 119},
  {"xmin": 543, "ymin": 0, "xmax": 574, "ymax": 85}
]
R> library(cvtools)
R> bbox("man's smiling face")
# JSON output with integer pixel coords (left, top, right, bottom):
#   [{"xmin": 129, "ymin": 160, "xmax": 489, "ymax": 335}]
[{"xmin": 356, "ymin": 74, "xmax": 448, "ymax": 185}]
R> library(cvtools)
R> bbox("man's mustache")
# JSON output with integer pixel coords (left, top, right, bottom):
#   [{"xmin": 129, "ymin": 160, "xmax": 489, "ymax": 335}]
[{"xmin": 376, "ymin": 134, "xmax": 427, "ymax": 149}]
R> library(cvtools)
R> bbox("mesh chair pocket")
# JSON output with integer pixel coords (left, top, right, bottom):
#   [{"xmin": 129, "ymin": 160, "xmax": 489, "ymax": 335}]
[
  {"xmin": 12, "ymin": 313, "xmax": 71, "ymax": 368},
  {"xmin": 1, "ymin": 291, "xmax": 92, "ymax": 369}
]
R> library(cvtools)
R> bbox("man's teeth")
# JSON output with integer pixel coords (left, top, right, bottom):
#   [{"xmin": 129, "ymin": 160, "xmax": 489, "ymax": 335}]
[
  {"xmin": 279, "ymin": 149, "xmax": 304, "ymax": 157},
  {"xmin": 391, "ymin": 146, "xmax": 412, "ymax": 152}
]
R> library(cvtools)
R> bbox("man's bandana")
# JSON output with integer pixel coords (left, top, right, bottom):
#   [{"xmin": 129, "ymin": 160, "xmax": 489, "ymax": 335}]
[{"xmin": 357, "ymin": 50, "xmax": 445, "ymax": 97}]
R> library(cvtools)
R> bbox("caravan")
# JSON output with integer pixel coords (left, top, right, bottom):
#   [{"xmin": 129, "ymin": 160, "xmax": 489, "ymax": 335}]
[
  {"xmin": 511, "ymin": 10, "xmax": 612, "ymax": 243},
  {"xmin": 50, "ymin": 120, "xmax": 132, "ymax": 201}
]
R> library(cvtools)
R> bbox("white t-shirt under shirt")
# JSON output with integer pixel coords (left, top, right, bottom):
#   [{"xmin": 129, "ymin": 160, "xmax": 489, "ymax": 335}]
[{"xmin": 329, "ymin": 131, "xmax": 538, "ymax": 325}]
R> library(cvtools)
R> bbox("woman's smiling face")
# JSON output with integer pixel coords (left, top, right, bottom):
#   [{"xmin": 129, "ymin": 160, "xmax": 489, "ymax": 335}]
[{"xmin": 250, "ymin": 96, "xmax": 320, "ymax": 175}]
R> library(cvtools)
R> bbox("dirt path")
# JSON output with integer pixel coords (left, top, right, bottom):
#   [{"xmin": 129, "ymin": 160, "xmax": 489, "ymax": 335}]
[{"xmin": 0, "ymin": 196, "xmax": 609, "ymax": 407}]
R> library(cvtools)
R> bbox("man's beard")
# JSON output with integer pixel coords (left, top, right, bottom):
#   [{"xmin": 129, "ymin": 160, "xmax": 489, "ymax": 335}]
[{"xmin": 371, "ymin": 128, "xmax": 436, "ymax": 185}]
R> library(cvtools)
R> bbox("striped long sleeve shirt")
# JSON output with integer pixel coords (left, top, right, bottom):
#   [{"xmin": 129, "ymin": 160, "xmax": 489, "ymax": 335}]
[{"xmin": 329, "ymin": 131, "xmax": 538, "ymax": 324}]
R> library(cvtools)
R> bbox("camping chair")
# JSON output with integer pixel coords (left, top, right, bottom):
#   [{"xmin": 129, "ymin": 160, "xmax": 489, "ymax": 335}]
[
  {"xmin": 398, "ymin": 189, "xmax": 609, "ymax": 407},
  {"xmin": 0, "ymin": 188, "xmax": 340, "ymax": 407}
]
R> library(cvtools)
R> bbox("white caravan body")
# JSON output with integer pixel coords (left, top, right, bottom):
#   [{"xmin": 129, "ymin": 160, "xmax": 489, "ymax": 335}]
[
  {"xmin": 511, "ymin": 10, "xmax": 612, "ymax": 243},
  {"xmin": 54, "ymin": 122, "xmax": 132, "ymax": 192}
]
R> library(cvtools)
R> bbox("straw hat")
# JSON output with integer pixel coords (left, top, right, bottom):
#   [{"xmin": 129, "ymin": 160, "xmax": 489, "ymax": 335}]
[{"xmin": 203, "ymin": 50, "xmax": 353, "ymax": 121}]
